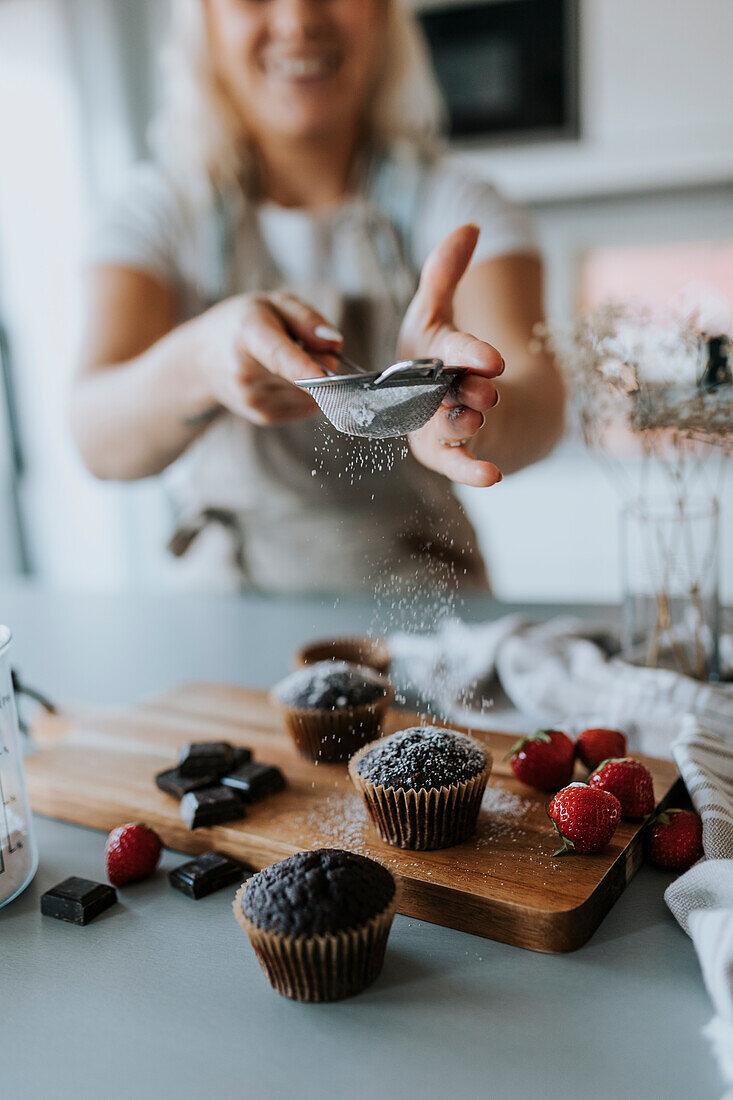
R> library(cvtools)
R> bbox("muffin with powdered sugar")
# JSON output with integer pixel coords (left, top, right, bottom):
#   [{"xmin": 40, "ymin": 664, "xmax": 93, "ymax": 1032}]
[
  {"xmin": 349, "ymin": 726, "xmax": 491, "ymax": 850},
  {"xmin": 272, "ymin": 660, "xmax": 393, "ymax": 763}
]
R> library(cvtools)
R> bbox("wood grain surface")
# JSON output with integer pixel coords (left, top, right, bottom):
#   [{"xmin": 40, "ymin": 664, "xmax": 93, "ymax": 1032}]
[{"xmin": 26, "ymin": 682, "xmax": 681, "ymax": 952}]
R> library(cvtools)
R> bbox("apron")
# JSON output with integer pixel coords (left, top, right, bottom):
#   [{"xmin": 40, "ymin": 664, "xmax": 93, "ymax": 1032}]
[{"xmin": 164, "ymin": 150, "xmax": 489, "ymax": 594}]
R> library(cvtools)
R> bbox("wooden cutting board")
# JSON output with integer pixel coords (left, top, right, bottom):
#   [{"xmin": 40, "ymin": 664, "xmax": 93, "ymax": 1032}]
[{"xmin": 26, "ymin": 682, "xmax": 681, "ymax": 953}]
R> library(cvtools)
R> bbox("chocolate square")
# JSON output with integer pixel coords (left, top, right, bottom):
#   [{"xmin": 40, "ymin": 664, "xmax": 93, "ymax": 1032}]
[
  {"xmin": 41, "ymin": 877, "xmax": 117, "ymax": 925},
  {"xmin": 169, "ymin": 852, "xmax": 251, "ymax": 899},
  {"xmin": 231, "ymin": 746, "xmax": 253, "ymax": 769},
  {"xmin": 178, "ymin": 741, "xmax": 234, "ymax": 778},
  {"xmin": 180, "ymin": 786, "xmax": 246, "ymax": 830},
  {"xmin": 156, "ymin": 767, "xmax": 220, "ymax": 800},
  {"xmin": 221, "ymin": 761, "xmax": 286, "ymax": 803}
]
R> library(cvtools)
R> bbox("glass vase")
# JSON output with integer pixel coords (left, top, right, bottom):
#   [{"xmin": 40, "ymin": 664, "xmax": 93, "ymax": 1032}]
[{"xmin": 621, "ymin": 496, "xmax": 720, "ymax": 681}]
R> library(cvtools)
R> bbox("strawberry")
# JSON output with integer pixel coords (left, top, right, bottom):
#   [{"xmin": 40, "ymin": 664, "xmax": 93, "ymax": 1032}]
[
  {"xmin": 506, "ymin": 729, "xmax": 575, "ymax": 792},
  {"xmin": 575, "ymin": 728, "xmax": 627, "ymax": 770},
  {"xmin": 547, "ymin": 782, "xmax": 621, "ymax": 855},
  {"xmin": 105, "ymin": 822, "xmax": 162, "ymax": 886},
  {"xmin": 649, "ymin": 808, "xmax": 703, "ymax": 871},
  {"xmin": 588, "ymin": 757, "xmax": 655, "ymax": 819}
]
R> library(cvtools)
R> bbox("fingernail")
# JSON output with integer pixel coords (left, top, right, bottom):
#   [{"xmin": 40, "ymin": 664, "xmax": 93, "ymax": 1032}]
[{"xmin": 315, "ymin": 324, "xmax": 343, "ymax": 343}]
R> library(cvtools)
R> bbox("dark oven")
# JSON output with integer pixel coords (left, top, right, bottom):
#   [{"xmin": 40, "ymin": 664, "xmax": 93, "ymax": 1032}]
[{"xmin": 415, "ymin": 0, "xmax": 579, "ymax": 143}]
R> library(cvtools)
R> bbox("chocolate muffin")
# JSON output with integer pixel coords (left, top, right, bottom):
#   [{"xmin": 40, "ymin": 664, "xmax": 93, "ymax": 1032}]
[
  {"xmin": 233, "ymin": 849, "xmax": 397, "ymax": 1001},
  {"xmin": 349, "ymin": 727, "xmax": 492, "ymax": 850},
  {"xmin": 272, "ymin": 661, "xmax": 393, "ymax": 763}
]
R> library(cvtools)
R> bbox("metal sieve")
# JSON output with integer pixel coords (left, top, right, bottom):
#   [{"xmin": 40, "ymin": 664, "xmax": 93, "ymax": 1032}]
[{"xmin": 295, "ymin": 358, "xmax": 463, "ymax": 439}]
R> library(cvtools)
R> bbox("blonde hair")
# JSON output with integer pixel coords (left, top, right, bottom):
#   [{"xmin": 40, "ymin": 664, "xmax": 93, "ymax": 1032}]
[{"xmin": 149, "ymin": 0, "xmax": 446, "ymax": 204}]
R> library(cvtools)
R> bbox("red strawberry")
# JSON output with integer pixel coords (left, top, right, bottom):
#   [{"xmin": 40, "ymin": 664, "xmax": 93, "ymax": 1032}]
[
  {"xmin": 588, "ymin": 757, "xmax": 655, "ymax": 819},
  {"xmin": 507, "ymin": 729, "xmax": 575, "ymax": 792},
  {"xmin": 649, "ymin": 808, "xmax": 703, "ymax": 871},
  {"xmin": 548, "ymin": 782, "xmax": 621, "ymax": 855},
  {"xmin": 105, "ymin": 822, "xmax": 162, "ymax": 886},
  {"xmin": 575, "ymin": 728, "xmax": 627, "ymax": 770}
]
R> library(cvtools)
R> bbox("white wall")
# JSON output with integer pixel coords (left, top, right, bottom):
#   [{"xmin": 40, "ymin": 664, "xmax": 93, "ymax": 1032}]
[
  {"xmin": 454, "ymin": 0, "xmax": 733, "ymax": 200},
  {"xmin": 0, "ymin": 0, "xmax": 158, "ymax": 588}
]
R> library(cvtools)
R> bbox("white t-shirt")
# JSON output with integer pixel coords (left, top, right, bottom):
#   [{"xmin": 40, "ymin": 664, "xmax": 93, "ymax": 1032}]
[{"xmin": 90, "ymin": 147, "xmax": 537, "ymax": 592}]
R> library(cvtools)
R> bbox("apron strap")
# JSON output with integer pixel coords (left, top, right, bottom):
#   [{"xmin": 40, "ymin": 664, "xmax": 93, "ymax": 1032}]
[{"xmin": 364, "ymin": 146, "xmax": 430, "ymax": 268}]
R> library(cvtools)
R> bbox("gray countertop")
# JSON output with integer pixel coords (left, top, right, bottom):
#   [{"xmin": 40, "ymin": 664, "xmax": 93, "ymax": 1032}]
[{"xmin": 0, "ymin": 583, "xmax": 721, "ymax": 1099}]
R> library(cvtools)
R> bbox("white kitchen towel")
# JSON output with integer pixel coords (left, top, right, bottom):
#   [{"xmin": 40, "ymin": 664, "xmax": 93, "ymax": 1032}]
[
  {"xmin": 665, "ymin": 720, "xmax": 733, "ymax": 1098},
  {"xmin": 389, "ymin": 616, "xmax": 733, "ymax": 757}
]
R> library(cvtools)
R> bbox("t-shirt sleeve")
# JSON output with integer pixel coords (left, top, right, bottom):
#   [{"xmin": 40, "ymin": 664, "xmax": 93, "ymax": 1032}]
[
  {"xmin": 411, "ymin": 163, "xmax": 538, "ymax": 271},
  {"xmin": 87, "ymin": 163, "xmax": 185, "ymax": 289}
]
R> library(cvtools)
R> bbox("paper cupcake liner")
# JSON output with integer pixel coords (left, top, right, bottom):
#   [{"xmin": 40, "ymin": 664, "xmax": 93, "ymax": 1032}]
[
  {"xmin": 348, "ymin": 745, "xmax": 492, "ymax": 850},
  {"xmin": 233, "ymin": 883, "xmax": 397, "ymax": 1002},
  {"xmin": 273, "ymin": 686, "xmax": 394, "ymax": 763}
]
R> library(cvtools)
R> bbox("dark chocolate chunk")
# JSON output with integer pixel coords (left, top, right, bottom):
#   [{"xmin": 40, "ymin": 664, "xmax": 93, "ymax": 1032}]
[
  {"xmin": 41, "ymin": 877, "xmax": 117, "ymax": 925},
  {"xmin": 156, "ymin": 767, "xmax": 219, "ymax": 799},
  {"xmin": 169, "ymin": 852, "xmax": 251, "ymax": 899},
  {"xmin": 221, "ymin": 761, "xmax": 286, "ymax": 803},
  {"xmin": 178, "ymin": 741, "xmax": 234, "ymax": 778},
  {"xmin": 243, "ymin": 849, "xmax": 395, "ymax": 938},
  {"xmin": 180, "ymin": 786, "xmax": 246, "ymax": 830},
  {"xmin": 231, "ymin": 746, "xmax": 253, "ymax": 769}
]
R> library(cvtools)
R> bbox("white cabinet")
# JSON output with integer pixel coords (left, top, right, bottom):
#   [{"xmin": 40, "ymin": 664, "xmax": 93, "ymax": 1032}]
[{"xmin": 451, "ymin": 0, "xmax": 733, "ymax": 200}]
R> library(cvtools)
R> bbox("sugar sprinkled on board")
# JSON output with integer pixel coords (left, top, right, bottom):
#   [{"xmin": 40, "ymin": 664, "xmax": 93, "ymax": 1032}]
[
  {"xmin": 481, "ymin": 787, "xmax": 531, "ymax": 818},
  {"xmin": 288, "ymin": 792, "xmax": 375, "ymax": 856},
  {"xmin": 473, "ymin": 785, "xmax": 532, "ymax": 849}
]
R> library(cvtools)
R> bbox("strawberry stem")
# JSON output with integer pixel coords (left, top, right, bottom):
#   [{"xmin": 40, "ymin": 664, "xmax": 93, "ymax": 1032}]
[{"xmin": 506, "ymin": 729, "xmax": 552, "ymax": 760}]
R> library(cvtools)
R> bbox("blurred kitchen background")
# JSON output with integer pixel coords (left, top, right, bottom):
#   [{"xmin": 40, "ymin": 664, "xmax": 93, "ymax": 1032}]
[{"xmin": 0, "ymin": 0, "xmax": 731, "ymax": 601}]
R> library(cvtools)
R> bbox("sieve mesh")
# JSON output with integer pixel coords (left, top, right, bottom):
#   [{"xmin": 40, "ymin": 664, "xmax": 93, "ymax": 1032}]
[{"xmin": 296, "ymin": 371, "xmax": 460, "ymax": 439}]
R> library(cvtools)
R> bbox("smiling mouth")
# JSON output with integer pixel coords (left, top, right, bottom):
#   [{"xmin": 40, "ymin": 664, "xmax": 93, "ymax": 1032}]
[{"xmin": 263, "ymin": 53, "xmax": 341, "ymax": 83}]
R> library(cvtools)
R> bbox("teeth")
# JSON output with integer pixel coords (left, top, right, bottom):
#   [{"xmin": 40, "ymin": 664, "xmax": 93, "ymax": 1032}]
[{"xmin": 268, "ymin": 56, "xmax": 334, "ymax": 79}]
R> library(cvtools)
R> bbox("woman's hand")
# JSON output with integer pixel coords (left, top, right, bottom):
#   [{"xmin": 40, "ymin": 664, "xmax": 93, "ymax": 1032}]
[
  {"xmin": 196, "ymin": 290, "xmax": 343, "ymax": 425},
  {"xmin": 399, "ymin": 225, "xmax": 504, "ymax": 487}
]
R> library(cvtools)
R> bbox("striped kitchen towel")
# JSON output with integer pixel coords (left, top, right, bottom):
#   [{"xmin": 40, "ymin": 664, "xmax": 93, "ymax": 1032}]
[{"xmin": 665, "ymin": 718, "xmax": 733, "ymax": 1098}]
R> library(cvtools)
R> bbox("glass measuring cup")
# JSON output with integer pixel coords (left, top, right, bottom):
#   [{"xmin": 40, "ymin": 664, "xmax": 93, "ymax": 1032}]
[{"xmin": 0, "ymin": 626, "xmax": 38, "ymax": 909}]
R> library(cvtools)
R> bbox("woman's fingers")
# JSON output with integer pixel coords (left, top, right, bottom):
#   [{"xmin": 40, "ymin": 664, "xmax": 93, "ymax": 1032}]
[
  {"xmin": 431, "ymin": 404, "xmax": 486, "ymax": 444},
  {"xmin": 267, "ymin": 292, "xmax": 343, "ymax": 350},
  {"xmin": 453, "ymin": 370, "xmax": 501, "ymax": 411},
  {"xmin": 224, "ymin": 357, "xmax": 318, "ymax": 423},
  {"xmin": 409, "ymin": 425, "xmax": 502, "ymax": 488},
  {"xmin": 240, "ymin": 298, "xmax": 333, "ymax": 384},
  {"xmin": 431, "ymin": 327, "xmax": 505, "ymax": 379},
  {"xmin": 415, "ymin": 224, "xmax": 480, "ymax": 320}
]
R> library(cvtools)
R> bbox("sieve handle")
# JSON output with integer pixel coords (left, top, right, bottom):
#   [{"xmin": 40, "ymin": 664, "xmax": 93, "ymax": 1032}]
[
  {"xmin": 373, "ymin": 358, "xmax": 445, "ymax": 385},
  {"xmin": 294, "ymin": 340, "xmax": 366, "ymax": 377}
]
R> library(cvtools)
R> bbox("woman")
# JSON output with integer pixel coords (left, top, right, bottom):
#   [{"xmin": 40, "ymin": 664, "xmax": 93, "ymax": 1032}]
[{"xmin": 71, "ymin": 0, "xmax": 564, "ymax": 592}]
